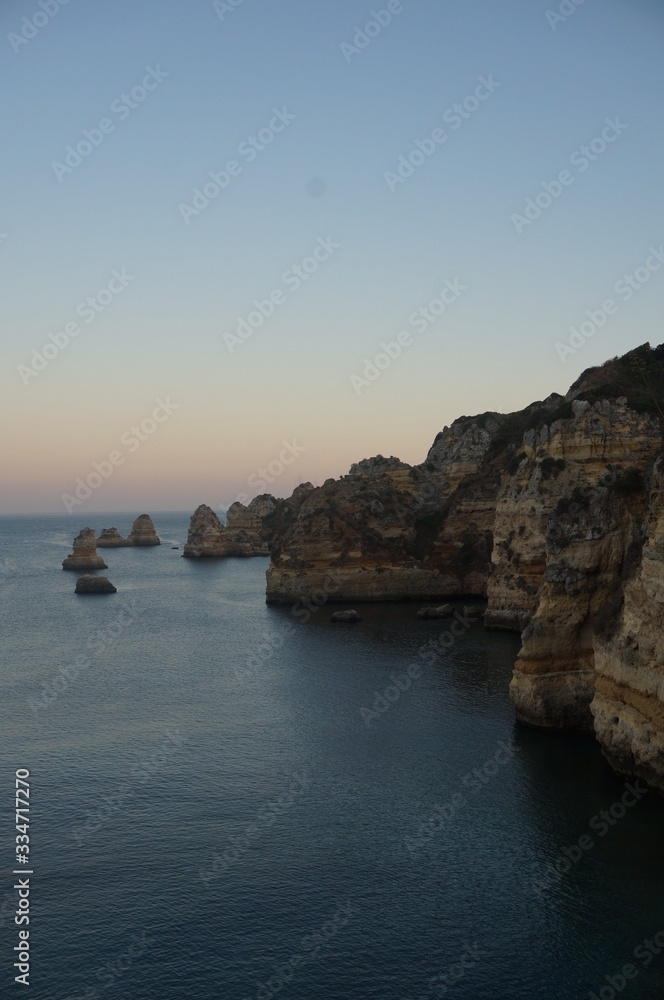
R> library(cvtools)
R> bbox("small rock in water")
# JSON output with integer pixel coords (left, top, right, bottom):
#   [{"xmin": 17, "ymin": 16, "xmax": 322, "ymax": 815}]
[
  {"xmin": 417, "ymin": 605, "xmax": 453, "ymax": 619},
  {"xmin": 75, "ymin": 575, "xmax": 117, "ymax": 595},
  {"xmin": 331, "ymin": 609, "xmax": 362, "ymax": 623}
]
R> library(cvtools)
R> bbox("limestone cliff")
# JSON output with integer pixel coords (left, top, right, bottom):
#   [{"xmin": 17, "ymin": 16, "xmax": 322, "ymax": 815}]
[
  {"xmin": 265, "ymin": 441, "xmax": 498, "ymax": 604},
  {"xmin": 62, "ymin": 528, "xmax": 108, "ymax": 571},
  {"xmin": 224, "ymin": 494, "xmax": 286, "ymax": 556},
  {"xmin": 262, "ymin": 341, "xmax": 664, "ymax": 789},
  {"xmin": 592, "ymin": 458, "xmax": 664, "ymax": 790}
]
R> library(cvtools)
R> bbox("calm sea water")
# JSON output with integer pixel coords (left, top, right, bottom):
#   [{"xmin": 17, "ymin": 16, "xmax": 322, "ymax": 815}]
[{"xmin": 1, "ymin": 513, "xmax": 663, "ymax": 1000}]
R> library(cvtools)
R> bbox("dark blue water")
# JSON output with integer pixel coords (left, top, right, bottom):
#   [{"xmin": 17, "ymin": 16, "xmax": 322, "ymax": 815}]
[{"xmin": 2, "ymin": 513, "xmax": 664, "ymax": 999}]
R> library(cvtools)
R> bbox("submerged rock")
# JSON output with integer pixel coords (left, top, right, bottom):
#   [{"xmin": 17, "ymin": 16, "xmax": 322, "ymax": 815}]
[
  {"xmin": 129, "ymin": 514, "xmax": 160, "ymax": 546},
  {"xmin": 75, "ymin": 574, "xmax": 117, "ymax": 594},
  {"xmin": 417, "ymin": 605, "xmax": 453, "ymax": 619},
  {"xmin": 62, "ymin": 529, "xmax": 108, "ymax": 571},
  {"xmin": 331, "ymin": 610, "xmax": 362, "ymax": 623}
]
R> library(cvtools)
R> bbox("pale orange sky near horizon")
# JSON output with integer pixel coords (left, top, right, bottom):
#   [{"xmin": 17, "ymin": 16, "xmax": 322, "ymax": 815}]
[
  {"xmin": 3, "ymin": 0, "xmax": 663, "ymax": 515},
  {"xmin": 0, "ymin": 340, "xmax": 638, "ymax": 515}
]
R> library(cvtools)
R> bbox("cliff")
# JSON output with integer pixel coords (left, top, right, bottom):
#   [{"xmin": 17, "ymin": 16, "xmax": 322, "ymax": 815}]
[
  {"xmin": 592, "ymin": 458, "xmax": 664, "ymax": 790},
  {"xmin": 263, "ymin": 342, "xmax": 664, "ymax": 789},
  {"xmin": 265, "ymin": 438, "xmax": 500, "ymax": 604}
]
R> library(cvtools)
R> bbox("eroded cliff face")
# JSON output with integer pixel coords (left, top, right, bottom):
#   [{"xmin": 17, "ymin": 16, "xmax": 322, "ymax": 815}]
[
  {"xmin": 225, "ymin": 495, "xmax": 282, "ymax": 556},
  {"xmin": 592, "ymin": 459, "xmax": 664, "ymax": 790},
  {"xmin": 265, "ymin": 429, "xmax": 500, "ymax": 604},
  {"xmin": 505, "ymin": 401, "xmax": 661, "ymax": 730},
  {"xmin": 262, "ymin": 343, "xmax": 664, "ymax": 787},
  {"xmin": 486, "ymin": 399, "xmax": 661, "ymax": 630}
]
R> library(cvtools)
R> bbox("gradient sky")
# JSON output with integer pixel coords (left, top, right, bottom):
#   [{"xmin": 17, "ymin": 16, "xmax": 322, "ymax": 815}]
[{"xmin": 2, "ymin": 0, "xmax": 663, "ymax": 514}]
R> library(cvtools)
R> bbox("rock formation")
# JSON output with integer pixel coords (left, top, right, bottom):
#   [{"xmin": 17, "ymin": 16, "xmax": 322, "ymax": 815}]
[
  {"xmin": 417, "ymin": 605, "xmax": 453, "ymax": 620},
  {"xmin": 263, "ymin": 342, "xmax": 664, "ymax": 790},
  {"xmin": 183, "ymin": 505, "xmax": 229, "ymax": 558},
  {"xmin": 62, "ymin": 529, "xmax": 108, "ymax": 571},
  {"xmin": 592, "ymin": 457, "xmax": 664, "ymax": 790},
  {"xmin": 331, "ymin": 610, "xmax": 362, "ymax": 623},
  {"xmin": 75, "ymin": 574, "xmax": 117, "ymax": 594},
  {"xmin": 266, "ymin": 450, "xmax": 497, "ymax": 604},
  {"xmin": 224, "ymin": 495, "xmax": 280, "ymax": 555},
  {"xmin": 184, "ymin": 489, "xmax": 314, "ymax": 559},
  {"xmin": 128, "ymin": 514, "xmax": 160, "ymax": 546},
  {"xmin": 97, "ymin": 528, "xmax": 131, "ymax": 547}
]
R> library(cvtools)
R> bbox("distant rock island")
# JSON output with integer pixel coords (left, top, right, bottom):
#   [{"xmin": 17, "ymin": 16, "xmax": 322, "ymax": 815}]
[
  {"xmin": 97, "ymin": 514, "xmax": 160, "ymax": 547},
  {"xmin": 62, "ymin": 528, "xmax": 108, "ymax": 571},
  {"xmin": 258, "ymin": 343, "xmax": 664, "ymax": 793}
]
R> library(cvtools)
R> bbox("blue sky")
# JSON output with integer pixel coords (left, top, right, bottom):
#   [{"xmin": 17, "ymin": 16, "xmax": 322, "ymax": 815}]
[{"xmin": 1, "ymin": 0, "xmax": 663, "ymax": 513}]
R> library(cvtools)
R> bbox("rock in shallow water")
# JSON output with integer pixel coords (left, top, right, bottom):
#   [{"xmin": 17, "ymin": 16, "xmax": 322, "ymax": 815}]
[
  {"xmin": 417, "ymin": 605, "xmax": 453, "ymax": 619},
  {"xmin": 330, "ymin": 610, "xmax": 362, "ymax": 623},
  {"xmin": 75, "ymin": 575, "xmax": 117, "ymax": 594}
]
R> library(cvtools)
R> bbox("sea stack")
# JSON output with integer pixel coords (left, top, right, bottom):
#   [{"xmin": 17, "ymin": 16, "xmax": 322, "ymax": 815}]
[
  {"xmin": 128, "ymin": 514, "xmax": 160, "ymax": 546},
  {"xmin": 183, "ymin": 505, "xmax": 229, "ymax": 558},
  {"xmin": 97, "ymin": 527, "xmax": 131, "ymax": 547},
  {"xmin": 62, "ymin": 529, "xmax": 108, "ymax": 571},
  {"xmin": 75, "ymin": 574, "xmax": 117, "ymax": 594}
]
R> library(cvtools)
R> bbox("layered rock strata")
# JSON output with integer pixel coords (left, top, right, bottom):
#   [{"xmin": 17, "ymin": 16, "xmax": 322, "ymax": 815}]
[
  {"xmin": 97, "ymin": 528, "xmax": 131, "ymax": 547},
  {"xmin": 129, "ymin": 514, "xmax": 160, "ymax": 546},
  {"xmin": 183, "ymin": 505, "xmax": 229, "ymax": 558},
  {"xmin": 62, "ymin": 529, "xmax": 108, "ymax": 571},
  {"xmin": 592, "ymin": 458, "xmax": 664, "ymax": 790}
]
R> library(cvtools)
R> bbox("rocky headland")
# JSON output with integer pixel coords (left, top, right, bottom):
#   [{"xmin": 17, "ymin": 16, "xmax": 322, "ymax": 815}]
[
  {"xmin": 262, "ymin": 343, "xmax": 664, "ymax": 791},
  {"xmin": 183, "ymin": 488, "xmax": 314, "ymax": 559}
]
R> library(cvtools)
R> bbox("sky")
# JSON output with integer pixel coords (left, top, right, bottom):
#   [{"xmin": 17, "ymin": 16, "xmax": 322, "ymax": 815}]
[{"xmin": 1, "ymin": 0, "xmax": 663, "ymax": 514}]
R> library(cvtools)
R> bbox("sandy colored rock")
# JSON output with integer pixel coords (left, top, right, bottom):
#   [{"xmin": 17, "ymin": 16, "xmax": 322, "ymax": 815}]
[
  {"xmin": 183, "ymin": 505, "xmax": 230, "ymax": 557},
  {"xmin": 129, "ymin": 514, "xmax": 160, "ymax": 546},
  {"xmin": 97, "ymin": 527, "xmax": 131, "ymax": 547},
  {"xmin": 62, "ymin": 528, "xmax": 108, "ymax": 571}
]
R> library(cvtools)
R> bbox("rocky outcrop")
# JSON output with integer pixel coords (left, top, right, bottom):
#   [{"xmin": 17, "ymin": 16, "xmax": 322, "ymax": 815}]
[
  {"xmin": 75, "ymin": 574, "xmax": 117, "ymax": 594},
  {"xmin": 592, "ymin": 458, "xmax": 664, "ymax": 790},
  {"xmin": 97, "ymin": 528, "xmax": 131, "ymax": 547},
  {"xmin": 486, "ymin": 398, "xmax": 661, "ymax": 630},
  {"xmin": 261, "ymin": 342, "xmax": 664, "ymax": 789},
  {"xmin": 128, "ymin": 514, "xmax": 160, "ymax": 546},
  {"xmin": 183, "ymin": 505, "xmax": 230, "ymax": 558},
  {"xmin": 266, "ymin": 441, "xmax": 498, "ymax": 604},
  {"xmin": 62, "ymin": 529, "xmax": 108, "ymax": 571},
  {"xmin": 224, "ymin": 495, "xmax": 279, "ymax": 555}
]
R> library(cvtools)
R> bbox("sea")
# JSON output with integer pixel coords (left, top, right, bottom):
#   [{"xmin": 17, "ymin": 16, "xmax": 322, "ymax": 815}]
[{"xmin": 1, "ymin": 512, "xmax": 663, "ymax": 1000}]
